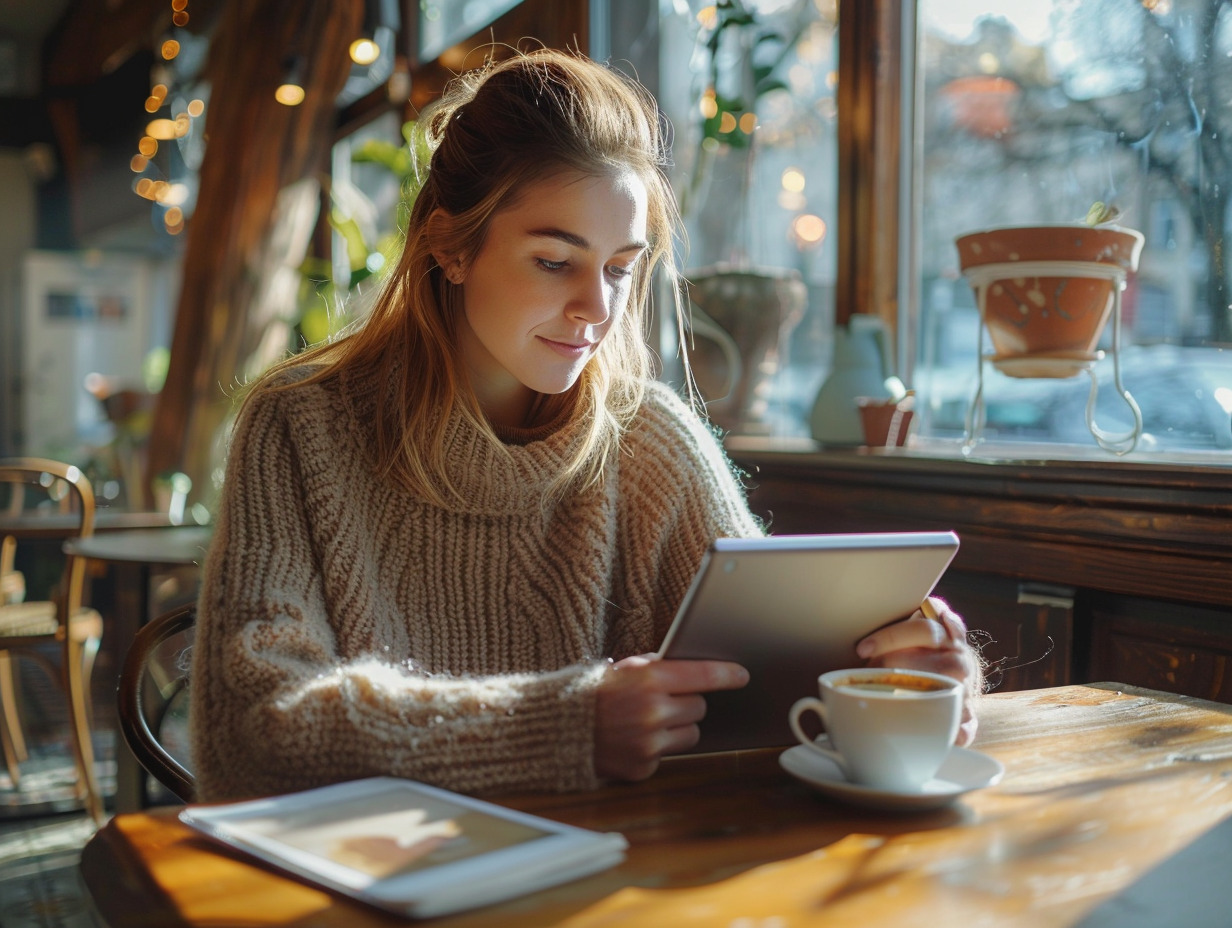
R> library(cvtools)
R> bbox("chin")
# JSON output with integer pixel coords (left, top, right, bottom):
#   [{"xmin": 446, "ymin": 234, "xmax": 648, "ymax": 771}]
[{"xmin": 528, "ymin": 371, "xmax": 587, "ymax": 397}]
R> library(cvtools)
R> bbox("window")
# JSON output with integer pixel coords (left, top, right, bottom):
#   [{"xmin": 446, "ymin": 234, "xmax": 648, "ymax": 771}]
[
  {"xmin": 657, "ymin": 0, "xmax": 840, "ymax": 439},
  {"xmin": 417, "ymin": 0, "xmax": 524, "ymax": 61},
  {"xmin": 911, "ymin": 0, "xmax": 1232, "ymax": 459}
]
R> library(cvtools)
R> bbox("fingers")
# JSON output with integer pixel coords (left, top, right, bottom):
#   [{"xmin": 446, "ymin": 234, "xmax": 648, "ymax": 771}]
[
  {"xmin": 857, "ymin": 597, "xmax": 967, "ymax": 661},
  {"xmin": 856, "ymin": 600, "xmax": 984, "ymax": 747},
  {"xmin": 866, "ymin": 645, "xmax": 972, "ymax": 682},
  {"xmin": 857, "ymin": 616, "xmax": 950, "ymax": 660},
  {"xmin": 594, "ymin": 658, "xmax": 748, "ymax": 782},
  {"xmin": 924, "ymin": 596, "xmax": 969, "ymax": 645},
  {"xmin": 956, "ymin": 704, "xmax": 979, "ymax": 747},
  {"xmin": 652, "ymin": 658, "xmax": 749, "ymax": 694},
  {"xmin": 608, "ymin": 656, "xmax": 749, "ymax": 693}
]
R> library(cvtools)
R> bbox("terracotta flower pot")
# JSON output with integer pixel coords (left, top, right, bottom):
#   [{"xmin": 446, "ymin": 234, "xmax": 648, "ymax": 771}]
[
  {"xmin": 856, "ymin": 396, "xmax": 914, "ymax": 448},
  {"xmin": 955, "ymin": 224, "xmax": 1144, "ymax": 363}
]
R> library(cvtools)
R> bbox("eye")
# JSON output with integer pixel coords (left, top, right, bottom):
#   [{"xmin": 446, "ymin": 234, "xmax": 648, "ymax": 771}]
[
  {"xmin": 536, "ymin": 258, "xmax": 567, "ymax": 271},
  {"xmin": 607, "ymin": 255, "xmax": 643, "ymax": 281}
]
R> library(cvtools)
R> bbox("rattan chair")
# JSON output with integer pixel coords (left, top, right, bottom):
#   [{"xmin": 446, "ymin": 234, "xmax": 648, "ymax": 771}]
[
  {"xmin": 0, "ymin": 458, "xmax": 105, "ymax": 822},
  {"xmin": 117, "ymin": 602, "xmax": 196, "ymax": 803}
]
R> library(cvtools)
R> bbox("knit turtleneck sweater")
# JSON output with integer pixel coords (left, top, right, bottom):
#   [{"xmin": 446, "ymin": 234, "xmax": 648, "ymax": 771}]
[{"xmin": 190, "ymin": 372, "xmax": 764, "ymax": 802}]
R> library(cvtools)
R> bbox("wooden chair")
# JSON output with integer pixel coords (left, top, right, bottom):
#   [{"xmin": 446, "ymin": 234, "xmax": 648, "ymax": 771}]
[
  {"xmin": 0, "ymin": 535, "xmax": 29, "ymax": 779},
  {"xmin": 117, "ymin": 603, "xmax": 196, "ymax": 803},
  {"xmin": 0, "ymin": 458, "xmax": 105, "ymax": 822}
]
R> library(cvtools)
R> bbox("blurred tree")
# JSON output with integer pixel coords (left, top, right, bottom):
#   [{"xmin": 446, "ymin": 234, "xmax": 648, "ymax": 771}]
[{"xmin": 923, "ymin": 0, "xmax": 1232, "ymax": 344}]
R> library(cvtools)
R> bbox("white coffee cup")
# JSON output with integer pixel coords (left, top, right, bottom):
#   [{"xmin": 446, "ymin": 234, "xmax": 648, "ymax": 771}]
[{"xmin": 788, "ymin": 667, "xmax": 963, "ymax": 792}]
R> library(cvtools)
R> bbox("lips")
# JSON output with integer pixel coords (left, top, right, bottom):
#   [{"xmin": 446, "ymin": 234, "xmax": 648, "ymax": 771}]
[{"xmin": 539, "ymin": 336, "xmax": 596, "ymax": 353}]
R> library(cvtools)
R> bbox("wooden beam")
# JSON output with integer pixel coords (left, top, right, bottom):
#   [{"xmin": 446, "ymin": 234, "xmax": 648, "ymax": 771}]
[
  {"xmin": 145, "ymin": 0, "xmax": 364, "ymax": 504},
  {"xmin": 835, "ymin": 0, "xmax": 902, "ymax": 331}
]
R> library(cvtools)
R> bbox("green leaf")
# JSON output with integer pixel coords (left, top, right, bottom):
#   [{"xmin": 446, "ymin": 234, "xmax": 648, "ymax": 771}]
[
  {"xmin": 351, "ymin": 138, "xmax": 412, "ymax": 177},
  {"xmin": 1084, "ymin": 201, "xmax": 1121, "ymax": 225},
  {"xmin": 299, "ymin": 303, "xmax": 332, "ymax": 346},
  {"xmin": 328, "ymin": 211, "xmax": 372, "ymax": 273}
]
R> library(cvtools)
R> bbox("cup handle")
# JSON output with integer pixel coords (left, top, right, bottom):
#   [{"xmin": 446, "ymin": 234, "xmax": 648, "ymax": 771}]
[{"xmin": 788, "ymin": 697, "xmax": 848, "ymax": 774}]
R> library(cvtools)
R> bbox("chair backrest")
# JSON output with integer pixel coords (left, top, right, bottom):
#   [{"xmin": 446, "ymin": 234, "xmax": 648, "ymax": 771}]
[
  {"xmin": 0, "ymin": 535, "xmax": 23, "ymax": 604},
  {"xmin": 118, "ymin": 602, "xmax": 196, "ymax": 802},
  {"xmin": 0, "ymin": 458, "xmax": 96, "ymax": 613}
]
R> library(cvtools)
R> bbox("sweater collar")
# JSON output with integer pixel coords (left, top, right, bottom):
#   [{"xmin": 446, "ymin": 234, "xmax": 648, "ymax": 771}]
[
  {"xmin": 338, "ymin": 363, "xmax": 590, "ymax": 514},
  {"xmin": 437, "ymin": 403, "xmax": 587, "ymax": 513}
]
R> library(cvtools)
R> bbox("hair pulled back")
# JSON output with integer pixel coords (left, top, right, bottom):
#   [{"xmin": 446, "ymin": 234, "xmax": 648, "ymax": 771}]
[{"xmin": 254, "ymin": 48, "xmax": 684, "ymax": 507}]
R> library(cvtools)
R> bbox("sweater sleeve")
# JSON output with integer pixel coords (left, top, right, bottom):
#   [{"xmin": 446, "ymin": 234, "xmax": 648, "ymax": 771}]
[
  {"xmin": 611, "ymin": 382, "xmax": 767, "ymax": 652},
  {"xmin": 190, "ymin": 386, "xmax": 606, "ymax": 803}
]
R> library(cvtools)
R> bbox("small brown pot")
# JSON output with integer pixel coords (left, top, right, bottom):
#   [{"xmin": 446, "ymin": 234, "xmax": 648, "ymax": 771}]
[
  {"xmin": 857, "ymin": 397, "xmax": 914, "ymax": 448},
  {"xmin": 955, "ymin": 224, "xmax": 1144, "ymax": 360}
]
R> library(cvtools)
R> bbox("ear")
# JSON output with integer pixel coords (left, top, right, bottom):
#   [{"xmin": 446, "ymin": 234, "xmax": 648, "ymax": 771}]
[{"xmin": 427, "ymin": 208, "xmax": 466, "ymax": 284}]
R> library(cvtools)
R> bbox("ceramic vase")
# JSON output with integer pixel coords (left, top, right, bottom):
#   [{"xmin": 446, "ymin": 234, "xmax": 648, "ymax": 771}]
[
  {"xmin": 808, "ymin": 315, "xmax": 893, "ymax": 446},
  {"xmin": 684, "ymin": 265, "xmax": 808, "ymax": 435}
]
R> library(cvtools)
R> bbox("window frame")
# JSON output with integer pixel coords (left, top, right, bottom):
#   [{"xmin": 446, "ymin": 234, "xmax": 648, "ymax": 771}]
[{"xmin": 835, "ymin": 1, "xmax": 906, "ymax": 341}]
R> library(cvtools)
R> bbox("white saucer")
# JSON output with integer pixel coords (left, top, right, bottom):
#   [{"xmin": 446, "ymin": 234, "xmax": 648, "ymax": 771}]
[{"xmin": 779, "ymin": 737, "xmax": 1005, "ymax": 811}]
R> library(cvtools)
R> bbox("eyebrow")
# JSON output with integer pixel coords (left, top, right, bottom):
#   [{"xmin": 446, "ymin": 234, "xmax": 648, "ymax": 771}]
[{"xmin": 528, "ymin": 227, "xmax": 649, "ymax": 254}]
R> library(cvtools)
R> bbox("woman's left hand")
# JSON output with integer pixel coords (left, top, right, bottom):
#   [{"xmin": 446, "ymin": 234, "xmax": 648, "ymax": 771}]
[{"xmin": 855, "ymin": 596, "xmax": 982, "ymax": 746}]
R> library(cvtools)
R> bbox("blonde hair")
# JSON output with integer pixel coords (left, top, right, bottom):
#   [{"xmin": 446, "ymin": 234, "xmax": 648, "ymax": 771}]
[{"xmin": 248, "ymin": 48, "xmax": 685, "ymax": 507}]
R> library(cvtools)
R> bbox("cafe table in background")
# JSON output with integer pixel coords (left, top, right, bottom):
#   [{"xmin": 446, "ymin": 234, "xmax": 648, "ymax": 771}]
[
  {"xmin": 64, "ymin": 525, "xmax": 213, "ymax": 813},
  {"xmin": 80, "ymin": 683, "xmax": 1232, "ymax": 927}
]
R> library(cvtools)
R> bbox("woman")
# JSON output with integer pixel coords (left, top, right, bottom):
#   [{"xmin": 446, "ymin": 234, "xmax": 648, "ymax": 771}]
[{"xmin": 191, "ymin": 48, "xmax": 979, "ymax": 802}]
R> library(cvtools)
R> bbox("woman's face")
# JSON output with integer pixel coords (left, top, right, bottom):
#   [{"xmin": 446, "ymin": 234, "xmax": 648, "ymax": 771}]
[{"xmin": 449, "ymin": 168, "xmax": 649, "ymax": 428}]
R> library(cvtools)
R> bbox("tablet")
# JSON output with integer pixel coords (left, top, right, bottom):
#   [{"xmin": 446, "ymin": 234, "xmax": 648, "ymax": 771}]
[{"xmin": 656, "ymin": 531, "xmax": 960, "ymax": 753}]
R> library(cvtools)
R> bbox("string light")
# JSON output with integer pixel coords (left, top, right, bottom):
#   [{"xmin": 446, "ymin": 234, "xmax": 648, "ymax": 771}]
[
  {"xmin": 349, "ymin": 37, "xmax": 380, "ymax": 66},
  {"xmin": 274, "ymin": 83, "xmax": 306, "ymax": 106},
  {"xmin": 349, "ymin": 0, "xmax": 384, "ymax": 65},
  {"xmin": 781, "ymin": 167, "xmax": 806, "ymax": 193},
  {"xmin": 144, "ymin": 84, "xmax": 167, "ymax": 112},
  {"xmin": 144, "ymin": 118, "xmax": 181, "ymax": 140},
  {"xmin": 130, "ymin": 0, "xmax": 205, "ymax": 235},
  {"xmin": 791, "ymin": 214, "xmax": 827, "ymax": 248},
  {"xmin": 699, "ymin": 88, "xmax": 718, "ymax": 119}
]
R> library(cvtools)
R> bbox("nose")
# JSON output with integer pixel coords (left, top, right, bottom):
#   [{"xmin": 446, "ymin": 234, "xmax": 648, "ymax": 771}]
[{"xmin": 567, "ymin": 268, "xmax": 612, "ymax": 326}]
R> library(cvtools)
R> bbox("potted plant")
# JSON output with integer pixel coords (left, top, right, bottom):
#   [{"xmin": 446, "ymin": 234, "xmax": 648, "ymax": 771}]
[
  {"xmin": 954, "ymin": 204, "xmax": 1146, "ymax": 453},
  {"xmin": 954, "ymin": 206, "xmax": 1145, "ymax": 378}
]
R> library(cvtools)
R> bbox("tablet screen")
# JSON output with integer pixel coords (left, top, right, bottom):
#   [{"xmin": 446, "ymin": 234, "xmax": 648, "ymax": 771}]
[{"xmin": 657, "ymin": 531, "xmax": 960, "ymax": 752}]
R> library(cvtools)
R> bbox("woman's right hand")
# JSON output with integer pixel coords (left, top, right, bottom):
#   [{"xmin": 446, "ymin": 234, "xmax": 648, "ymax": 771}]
[{"xmin": 594, "ymin": 654, "xmax": 749, "ymax": 781}]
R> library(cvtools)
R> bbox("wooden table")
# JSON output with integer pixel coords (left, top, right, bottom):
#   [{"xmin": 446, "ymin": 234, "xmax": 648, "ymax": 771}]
[
  {"xmin": 64, "ymin": 526, "xmax": 213, "ymax": 813},
  {"xmin": 80, "ymin": 684, "xmax": 1232, "ymax": 927}
]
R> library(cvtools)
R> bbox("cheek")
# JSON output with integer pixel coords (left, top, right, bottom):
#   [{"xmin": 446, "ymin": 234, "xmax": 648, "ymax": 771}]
[{"xmin": 607, "ymin": 283, "xmax": 635, "ymax": 322}]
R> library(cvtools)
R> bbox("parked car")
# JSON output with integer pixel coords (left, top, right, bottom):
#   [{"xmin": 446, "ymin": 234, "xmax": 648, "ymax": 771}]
[{"xmin": 925, "ymin": 345, "xmax": 1232, "ymax": 453}]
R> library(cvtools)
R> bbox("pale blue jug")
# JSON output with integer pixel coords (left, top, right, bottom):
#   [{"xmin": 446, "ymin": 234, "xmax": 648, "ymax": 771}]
[{"xmin": 809, "ymin": 314, "xmax": 892, "ymax": 445}]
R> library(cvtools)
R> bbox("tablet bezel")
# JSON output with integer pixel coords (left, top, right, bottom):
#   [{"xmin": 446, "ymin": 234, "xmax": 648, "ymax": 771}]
[{"xmin": 656, "ymin": 531, "xmax": 960, "ymax": 753}]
